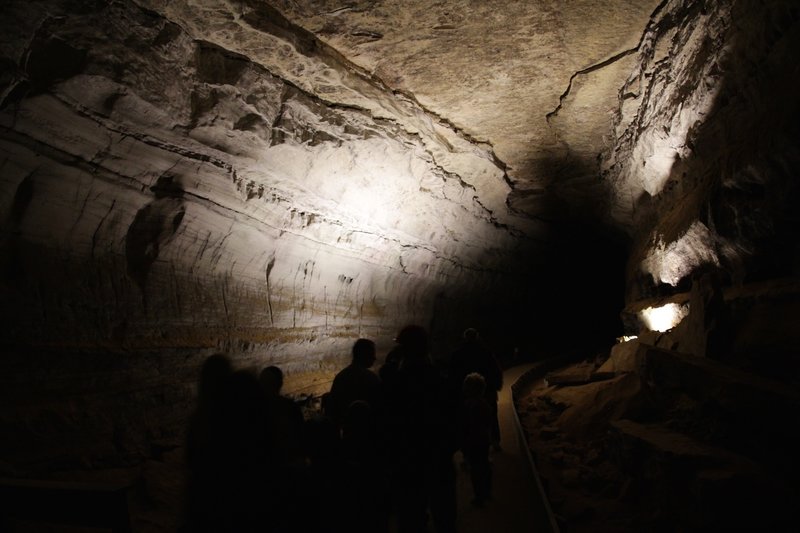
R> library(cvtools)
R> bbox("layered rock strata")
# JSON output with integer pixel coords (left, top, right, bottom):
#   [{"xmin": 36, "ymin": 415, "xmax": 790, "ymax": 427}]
[
  {"xmin": 0, "ymin": 0, "xmax": 540, "ymax": 473},
  {"xmin": 0, "ymin": 0, "xmax": 540, "ymax": 368}
]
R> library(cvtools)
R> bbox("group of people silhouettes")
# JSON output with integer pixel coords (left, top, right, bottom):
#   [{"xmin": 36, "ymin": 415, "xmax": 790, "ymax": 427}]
[{"xmin": 183, "ymin": 325, "xmax": 503, "ymax": 533}]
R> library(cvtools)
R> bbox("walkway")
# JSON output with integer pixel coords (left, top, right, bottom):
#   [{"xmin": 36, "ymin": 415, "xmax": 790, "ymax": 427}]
[{"xmin": 456, "ymin": 363, "xmax": 557, "ymax": 533}]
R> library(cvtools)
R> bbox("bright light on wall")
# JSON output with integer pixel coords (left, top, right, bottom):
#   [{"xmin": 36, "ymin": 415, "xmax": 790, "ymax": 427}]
[
  {"xmin": 639, "ymin": 303, "xmax": 688, "ymax": 332},
  {"xmin": 641, "ymin": 221, "xmax": 720, "ymax": 286}
]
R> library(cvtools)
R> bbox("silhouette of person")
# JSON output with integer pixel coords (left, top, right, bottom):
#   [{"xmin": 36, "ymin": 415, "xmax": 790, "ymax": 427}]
[
  {"xmin": 259, "ymin": 365, "xmax": 306, "ymax": 467},
  {"xmin": 184, "ymin": 354, "xmax": 232, "ymax": 532},
  {"xmin": 459, "ymin": 372, "xmax": 493, "ymax": 507},
  {"xmin": 448, "ymin": 328, "xmax": 503, "ymax": 450},
  {"xmin": 327, "ymin": 338, "xmax": 382, "ymax": 428},
  {"xmin": 218, "ymin": 369, "xmax": 274, "ymax": 532},
  {"xmin": 378, "ymin": 340, "xmax": 404, "ymax": 402},
  {"xmin": 338, "ymin": 399, "xmax": 390, "ymax": 533},
  {"xmin": 381, "ymin": 325, "xmax": 458, "ymax": 533},
  {"xmin": 305, "ymin": 413, "xmax": 344, "ymax": 533},
  {"xmin": 259, "ymin": 365, "xmax": 310, "ymax": 533},
  {"xmin": 184, "ymin": 357, "xmax": 274, "ymax": 532}
]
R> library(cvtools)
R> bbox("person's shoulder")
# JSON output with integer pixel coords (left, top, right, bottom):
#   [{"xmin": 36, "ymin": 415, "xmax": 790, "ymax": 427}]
[
  {"xmin": 352, "ymin": 364, "xmax": 379, "ymax": 380},
  {"xmin": 331, "ymin": 366, "xmax": 352, "ymax": 388}
]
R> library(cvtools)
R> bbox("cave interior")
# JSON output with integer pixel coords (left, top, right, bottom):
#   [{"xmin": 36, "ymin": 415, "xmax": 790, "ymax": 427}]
[{"xmin": 0, "ymin": 0, "xmax": 798, "ymax": 531}]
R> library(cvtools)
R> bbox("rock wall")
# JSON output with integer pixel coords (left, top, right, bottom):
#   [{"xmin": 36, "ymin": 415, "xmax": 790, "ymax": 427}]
[
  {"xmin": 596, "ymin": 0, "xmax": 799, "ymax": 373},
  {"xmin": 0, "ymin": 0, "xmax": 545, "ymax": 472},
  {"xmin": 1, "ymin": 0, "xmax": 540, "ymax": 358},
  {"xmin": 600, "ymin": 0, "xmax": 800, "ymax": 298}
]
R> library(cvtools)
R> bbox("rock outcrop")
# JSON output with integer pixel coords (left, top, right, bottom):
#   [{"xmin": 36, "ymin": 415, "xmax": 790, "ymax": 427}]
[{"xmin": 599, "ymin": 0, "xmax": 800, "ymax": 300}]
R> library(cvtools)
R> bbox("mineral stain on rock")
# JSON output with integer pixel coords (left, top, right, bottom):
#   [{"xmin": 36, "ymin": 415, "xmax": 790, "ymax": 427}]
[{"xmin": 125, "ymin": 176, "xmax": 186, "ymax": 291}]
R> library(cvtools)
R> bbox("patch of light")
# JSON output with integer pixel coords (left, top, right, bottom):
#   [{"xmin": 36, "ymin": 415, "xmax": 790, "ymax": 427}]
[
  {"xmin": 641, "ymin": 221, "xmax": 720, "ymax": 286},
  {"xmin": 638, "ymin": 136, "xmax": 679, "ymax": 196},
  {"xmin": 639, "ymin": 303, "xmax": 688, "ymax": 332},
  {"xmin": 301, "ymin": 139, "xmax": 428, "ymax": 232},
  {"xmin": 616, "ymin": 335, "xmax": 638, "ymax": 343}
]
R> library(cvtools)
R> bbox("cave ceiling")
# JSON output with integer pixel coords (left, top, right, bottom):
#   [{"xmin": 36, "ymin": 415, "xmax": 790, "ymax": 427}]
[{"xmin": 137, "ymin": 0, "xmax": 662, "ymax": 224}]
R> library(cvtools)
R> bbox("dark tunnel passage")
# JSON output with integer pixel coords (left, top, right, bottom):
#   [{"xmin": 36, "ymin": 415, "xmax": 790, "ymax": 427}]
[{"xmin": 461, "ymin": 222, "xmax": 630, "ymax": 362}]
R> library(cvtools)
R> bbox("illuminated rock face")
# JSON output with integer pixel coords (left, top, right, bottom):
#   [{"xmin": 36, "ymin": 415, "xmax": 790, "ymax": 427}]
[
  {"xmin": 601, "ymin": 0, "xmax": 800, "ymax": 300},
  {"xmin": 0, "ymin": 0, "xmax": 547, "ymax": 469},
  {"xmin": 598, "ymin": 0, "xmax": 799, "ymax": 377},
  {"xmin": 0, "ymin": 1, "xmax": 539, "ymax": 383}
]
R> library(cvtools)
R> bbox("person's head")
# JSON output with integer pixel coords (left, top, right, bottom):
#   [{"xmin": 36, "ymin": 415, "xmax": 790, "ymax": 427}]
[
  {"xmin": 463, "ymin": 372, "xmax": 486, "ymax": 399},
  {"xmin": 259, "ymin": 365, "xmax": 284, "ymax": 396},
  {"xmin": 463, "ymin": 328, "xmax": 479, "ymax": 342},
  {"xmin": 352, "ymin": 338, "xmax": 377, "ymax": 368},
  {"xmin": 225, "ymin": 370, "xmax": 268, "ymax": 430},
  {"xmin": 396, "ymin": 325, "xmax": 429, "ymax": 362},
  {"xmin": 198, "ymin": 353, "xmax": 233, "ymax": 406}
]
